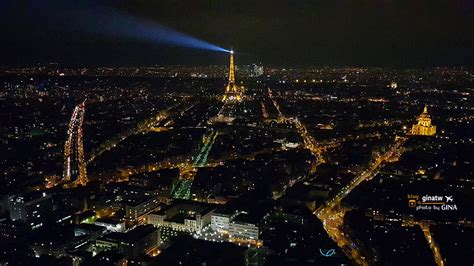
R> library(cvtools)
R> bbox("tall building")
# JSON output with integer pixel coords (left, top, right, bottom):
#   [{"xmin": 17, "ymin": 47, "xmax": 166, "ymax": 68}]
[
  {"xmin": 411, "ymin": 105, "xmax": 436, "ymax": 136},
  {"xmin": 252, "ymin": 63, "xmax": 264, "ymax": 77},
  {"xmin": 242, "ymin": 63, "xmax": 264, "ymax": 77},
  {"xmin": 222, "ymin": 50, "xmax": 242, "ymax": 102},
  {"xmin": 0, "ymin": 220, "xmax": 30, "ymax": 242},
  {"xmin": 8, "ymin": 192, "xmax": 54, "ymax": 229}
]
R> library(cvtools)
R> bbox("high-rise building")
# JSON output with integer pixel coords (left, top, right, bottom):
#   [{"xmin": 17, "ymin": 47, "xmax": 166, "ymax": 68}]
[
  {"xmin": 0, "ymin": 220, "xmax": 29, "ymax": 241},
  {"xmin": 8, "ymin": 192, "xmax": 53, "ymax": 229},
  {"xmin": 252, "ymin": 64, "xmax": 264, "ymax": 77},
  {"xmin": 222, "ymin": 50, "xmax": 242, "ymax": 102},
  {"xmin": 411, "ymin": 105, "xmax": 436, "ymax": 136}
]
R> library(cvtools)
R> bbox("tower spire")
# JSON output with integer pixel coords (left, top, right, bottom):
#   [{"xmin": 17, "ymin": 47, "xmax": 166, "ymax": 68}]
[{"xmin": 228, "ymin": 49, "xmax": 235, "ymax": 83}]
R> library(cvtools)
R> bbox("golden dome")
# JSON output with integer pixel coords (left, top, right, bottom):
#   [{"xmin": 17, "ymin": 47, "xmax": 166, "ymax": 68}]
[{"xmin": 411, "ymin": 105, "xmax": 436, "ymax": 136}]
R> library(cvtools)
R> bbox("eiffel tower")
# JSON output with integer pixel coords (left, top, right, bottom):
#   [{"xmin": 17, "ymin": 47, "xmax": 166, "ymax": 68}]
[{"xmin": 222, "ymin": 50, "xmax": 242, "ymax": 102}]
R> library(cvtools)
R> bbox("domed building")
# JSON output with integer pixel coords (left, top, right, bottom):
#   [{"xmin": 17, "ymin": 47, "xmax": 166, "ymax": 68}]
[{"xmin": 411, "ymin": 105, "xmax": 436, "ymax": 136}]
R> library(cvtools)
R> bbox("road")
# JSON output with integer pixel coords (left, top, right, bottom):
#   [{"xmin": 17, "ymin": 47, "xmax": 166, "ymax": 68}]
[
  {"xmin": 267, "ymin": 88, "xmax": 326, "ymax": 173},
  {"xmin": 87, "ymin": 103, "xmax": 193, "ymax": 165},
  {"xmin": 419, "ymin": 222, "xmax": 445, "ymax": 266},
  {"xmin": 172, "ymin": 129, "xmax": 219, "ymax": 199},
  {"xmin": 317, "ymin": 136, "xmax": 407, "ymax": 215},
  {"xmin": 315, "ymin": 136, "xmax": 407, "ymax": 265}
]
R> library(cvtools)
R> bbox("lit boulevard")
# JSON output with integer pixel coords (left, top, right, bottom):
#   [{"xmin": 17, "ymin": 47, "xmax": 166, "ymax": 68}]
[
  {"xmin": 62, "ymin": 101, "xmax": 87, "ymax": 187},
  {"xmin": 419, "ymin": 222, "xmax": 445, "ymax": 266},
  {"xmin": 172, "ymin": 129, "xmax": 219, "ymax": 199},
  {"xmin": 87, "ymin": 103, "xmax": 192, "ymax": 165},
  {"xmin": 315, "ymin": 136, "xmax": 408, "ymax": 265}
]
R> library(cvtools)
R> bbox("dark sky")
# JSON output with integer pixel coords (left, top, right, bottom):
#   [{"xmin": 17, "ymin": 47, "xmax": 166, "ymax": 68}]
[{"xmin": 1, "ymin": 0, "xmax": 472, "ymax": 67}]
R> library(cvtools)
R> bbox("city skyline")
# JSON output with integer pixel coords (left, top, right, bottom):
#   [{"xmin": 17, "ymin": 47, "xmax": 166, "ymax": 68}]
[{"xmin": 0, "ymin": 2, "xmax": 472, "ymax": 266}]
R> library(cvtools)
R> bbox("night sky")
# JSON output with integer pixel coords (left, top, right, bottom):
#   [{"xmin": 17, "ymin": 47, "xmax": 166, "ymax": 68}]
[{"xmin": 1, "ymin": 0, "xmax": 472, "ymax": 67}]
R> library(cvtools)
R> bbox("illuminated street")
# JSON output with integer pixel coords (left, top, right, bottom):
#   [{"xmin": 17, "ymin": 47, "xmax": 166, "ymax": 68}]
[
  {"xmin": 315, "ymin": 136, "xmax": 408, "ymax": 265},
  {"xmin": 420, "ymin": 222, "xmax": 445, "ymax": 266},
  {"xmin": 0, "ymin": 2, "xmax": 472, "ymax": 265}
]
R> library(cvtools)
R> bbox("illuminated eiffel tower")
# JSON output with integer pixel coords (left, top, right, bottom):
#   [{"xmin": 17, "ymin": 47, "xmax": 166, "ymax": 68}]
[{"xmin": 222, "ymin": 50, "xmax": 242, "ymax": 102}]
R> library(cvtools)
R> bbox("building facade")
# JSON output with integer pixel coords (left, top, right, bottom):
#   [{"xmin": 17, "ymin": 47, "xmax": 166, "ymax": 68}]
[
  {"xmin": 147, "ymin": 201, "xmax": 214, "ymax": 233},
  {"xmin": 125, "ymin": 196, "xmax": 161, "ymax": 222},
  {"xmin": 411, "ymin": 106, "xmax": 436, "ymax": 136},
  {"xmin": 228, "ymin": 214, "xmax": 260, "ymax": 240},
  {"xmin": 8, "ymin": 192, "xmax": 53, "ymax": 229}
]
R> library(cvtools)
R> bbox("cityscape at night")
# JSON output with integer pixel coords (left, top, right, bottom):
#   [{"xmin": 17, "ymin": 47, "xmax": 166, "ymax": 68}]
[{"xmin": 0, "ymin": 1, "xmax": 473, "ymax": 266}]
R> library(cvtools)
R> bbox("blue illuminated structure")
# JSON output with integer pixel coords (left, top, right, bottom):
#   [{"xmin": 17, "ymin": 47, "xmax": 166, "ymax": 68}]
[{"xmin": 319, "ymin": 248, "xmax": 336, "ymax": 257}]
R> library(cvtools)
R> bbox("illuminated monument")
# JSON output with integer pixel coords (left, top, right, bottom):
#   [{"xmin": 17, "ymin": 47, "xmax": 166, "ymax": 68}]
[
  {"xmin": 411, "ymin": 105, "xmax": 436, "ymax": 136},
  {"xmin": 222, "ymin": 50, "xmax": 242, "ymax": 102},
  {"xmin": 209, "ymin": 50, "xmax": 241, "ymax": 124}
]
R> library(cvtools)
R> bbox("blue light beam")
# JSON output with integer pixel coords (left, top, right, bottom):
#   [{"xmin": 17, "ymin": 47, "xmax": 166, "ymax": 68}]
[
  {"xmin": 83, "ymin": 11, "xmax": 230, "ymax": 53},
  {"xmin": 25, "ymin": 1, "xmax": 230, "ymax": 53}
]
